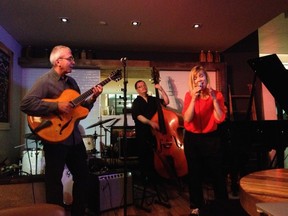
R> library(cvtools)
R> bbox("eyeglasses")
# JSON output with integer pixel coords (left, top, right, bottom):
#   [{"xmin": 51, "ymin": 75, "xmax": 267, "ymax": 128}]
[{"xmin": 59, "ymin": 56, "xmax": 75, "ymax": 62}]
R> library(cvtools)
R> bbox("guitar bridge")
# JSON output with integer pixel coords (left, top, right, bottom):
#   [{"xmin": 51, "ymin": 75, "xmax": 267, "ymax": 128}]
[{"xmin": 161, "ymin": 142, "xmax": 172, "ymax": 148}]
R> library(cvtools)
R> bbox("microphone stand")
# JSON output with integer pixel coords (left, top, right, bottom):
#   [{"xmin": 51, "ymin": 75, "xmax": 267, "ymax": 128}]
[
  {"xmin": 121, "ymin": 57, "xmax": 128, "ymax": 216},
  {"xmin": 100, "ymin": 124, "xmax": 110, "ymax": 163}
]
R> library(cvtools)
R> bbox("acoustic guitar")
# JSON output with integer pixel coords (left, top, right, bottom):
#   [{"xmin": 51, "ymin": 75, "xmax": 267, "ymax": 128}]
[{"xmin": 27, "ymin": 69, "xmax": 122, "ymax": 143}]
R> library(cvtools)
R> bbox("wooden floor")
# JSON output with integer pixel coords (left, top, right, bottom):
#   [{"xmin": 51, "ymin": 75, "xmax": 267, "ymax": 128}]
[
  {"xmin": 69, "ymin": 156, "xmax": 249, "ymax": 216},
  {"xmin": 82, "ymin": 171, "xmax": 249, "ymax": 216},
  {"xmin": 101, "ymin": 182, "xmax": 190, "ymax": 216}
]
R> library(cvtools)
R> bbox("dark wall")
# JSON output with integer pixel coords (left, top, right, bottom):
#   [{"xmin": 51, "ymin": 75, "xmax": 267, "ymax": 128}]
[
  {"xmin": 22, "ymin": 46, "xmax": 200, "ymax": 62},
  {"xmin": 223, "ymin": 31, "xmax": 263, "ymax": 120}
]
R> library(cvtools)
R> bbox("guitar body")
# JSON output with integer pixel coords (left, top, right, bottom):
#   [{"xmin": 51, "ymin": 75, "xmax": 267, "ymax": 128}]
[
  {"xmin": 27, "ymin": 89, "xmax": 89, "ymax": 143},
  {"xmin": 151, "ymin": 106, "xmax": 188, "ymax": 179}
]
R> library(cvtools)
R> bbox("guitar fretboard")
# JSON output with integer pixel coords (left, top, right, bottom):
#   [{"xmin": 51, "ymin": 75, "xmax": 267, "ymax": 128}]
[{"xmin": 70, "ymin": 69, "xmax": 122, "ymax": 107}]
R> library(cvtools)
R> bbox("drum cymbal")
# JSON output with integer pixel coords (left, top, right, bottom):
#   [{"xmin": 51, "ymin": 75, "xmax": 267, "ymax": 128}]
[
  {"xmin": 14, "ymin": 144, "xmax": 26, "ymax": 148},
  {"xmin": 93, "ymin": 134, "xmax": 104, "ymax": 137},
  {"xmin": 110, "ymin": 118, "xmax": 120, "ymax": 126},
  {"xmin": 86, "ymin": 118, "xmax": 115, "ymax": 129},
  {"xmin": 24, "ymin": 133, "xmax": 39, "ymax": 140},
  {"xmin": 82, "ymin": 134, "xmax": 104, "ymax": 138}
]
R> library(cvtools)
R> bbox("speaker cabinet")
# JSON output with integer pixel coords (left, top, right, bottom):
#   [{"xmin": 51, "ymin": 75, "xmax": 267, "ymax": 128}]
[{"xmin": 88, "ymin": 172, "xmax": 133, "ymax": 213}]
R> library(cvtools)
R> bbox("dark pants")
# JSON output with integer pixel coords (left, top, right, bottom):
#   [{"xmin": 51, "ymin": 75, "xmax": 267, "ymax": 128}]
[
  {"xmin": 44, "ymin": 143, "xmax": 89, "ymax": 216},
  {"xmin": 136, "ymin": 135, "xmax": 159, "ymax": 183},
  {"xmin": 184, "ymin": 130, "xmax": 228, "ymax": 209}
]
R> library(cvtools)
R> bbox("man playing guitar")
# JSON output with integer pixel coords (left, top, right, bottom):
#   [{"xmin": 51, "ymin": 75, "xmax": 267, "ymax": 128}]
[{"xmin": 20, "ymin": 45, "xmax": 103, "ymax": 216}]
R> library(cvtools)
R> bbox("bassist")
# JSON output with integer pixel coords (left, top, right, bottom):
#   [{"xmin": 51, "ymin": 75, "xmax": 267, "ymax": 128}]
[
  {"xmin": 20, "ymin": 45, "xmax": 103, "ymax": 216},
  {"xmin": 131, "ymin": 80, "xmax": 169, "ymax": 181}
]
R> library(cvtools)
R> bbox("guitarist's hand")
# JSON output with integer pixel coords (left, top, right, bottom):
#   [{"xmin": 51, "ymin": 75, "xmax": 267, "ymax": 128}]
[
  {"xmin": 58, "ymin": 102, "xmax": 73, "ymax": 114},
  {"xmin": 91, "ymin": 85, "xmax": 103, "ymax": 100}
]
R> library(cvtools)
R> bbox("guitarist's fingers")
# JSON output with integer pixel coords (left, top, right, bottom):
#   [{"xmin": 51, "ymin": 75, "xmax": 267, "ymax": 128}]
[
  {"xmin": 92, "ymin": 85, "xmax": 103, "ymax": 96},
  {"xmin": 97, "ymin": 85, "xmax": 103, "ymax": 93},
  {"xmin": 58, "ymin": 101, "xmax": 73, "ymax": 114}
]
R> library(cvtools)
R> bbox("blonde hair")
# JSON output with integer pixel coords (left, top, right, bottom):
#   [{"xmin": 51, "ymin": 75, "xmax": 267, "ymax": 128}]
[
  {"xmin": 49, "ymin": 45, "xmax": 71, "ymax": 65},
  {"xmin": 188, "ymin": 65, "xmax": 210, "ymax": 92}
]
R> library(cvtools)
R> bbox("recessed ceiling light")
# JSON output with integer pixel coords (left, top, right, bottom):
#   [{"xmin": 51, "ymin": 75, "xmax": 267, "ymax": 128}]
[
  {"xmin": 60, "ymin": 17, "xmax": 69, "ymax": 23},
  {"xmin": 192, "ymin": 23, "xmax": 202, "ymax": 29},
  {"xmin": 131, "ymin": 21, "xmax": 141, "ymax": 26},
  {"xmin": 99, "ymin": 21, "xmax": 108, "ymax": 25}
]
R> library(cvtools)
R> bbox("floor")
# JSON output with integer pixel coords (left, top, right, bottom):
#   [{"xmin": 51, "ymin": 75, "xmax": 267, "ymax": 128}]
[{"xmin": 72, "ymin": 167, "xmax": 250, "ymax": 216}]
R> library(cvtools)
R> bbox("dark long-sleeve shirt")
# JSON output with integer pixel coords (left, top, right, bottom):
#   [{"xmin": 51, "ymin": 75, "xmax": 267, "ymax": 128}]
[{"xmin": 131, "ymin": 95, "xmax": 164, "ymax": 139}]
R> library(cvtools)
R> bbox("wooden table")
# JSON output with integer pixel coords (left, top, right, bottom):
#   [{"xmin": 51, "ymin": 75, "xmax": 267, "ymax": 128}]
[{"xmin": 240, "ymin": 169, "xmax": 288, "ymax": 216}]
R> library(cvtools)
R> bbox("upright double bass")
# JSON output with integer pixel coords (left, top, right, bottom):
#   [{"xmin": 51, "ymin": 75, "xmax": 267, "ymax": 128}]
[{"xmin": 151, "ymin": 67, "xmax": 188, "ymax": 179}]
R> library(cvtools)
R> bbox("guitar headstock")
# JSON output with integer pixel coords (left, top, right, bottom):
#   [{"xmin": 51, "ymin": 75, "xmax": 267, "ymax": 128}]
[
  {"xmin": 151, "ymin": 66, "xmax": 160, "ymax": 85},
  {"xmin": 109, "ymin": 69, "xmax": 122, "ymax": 82}
]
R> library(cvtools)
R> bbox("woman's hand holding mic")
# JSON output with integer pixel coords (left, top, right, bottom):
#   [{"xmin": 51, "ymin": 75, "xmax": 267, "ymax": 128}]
[{"xmin": 207, "ymin": 84, "xmax": 216, "ymax": 100}]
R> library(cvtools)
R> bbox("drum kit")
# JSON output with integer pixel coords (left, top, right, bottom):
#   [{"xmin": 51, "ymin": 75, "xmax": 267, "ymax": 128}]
[
  {"xmin": 17, "ymin": 118, "xmax": 120, "ymax": 176},
  {"xmin": 85, "ymin": 118, "xmax": 119, "ymax": 158},
  {"xmin": 12, "ymin": 118, "xmax": 122, "ymax": 206},
  {"xmin": 16, "ymin": 133, "xmax": 45, "ymax": 175}
]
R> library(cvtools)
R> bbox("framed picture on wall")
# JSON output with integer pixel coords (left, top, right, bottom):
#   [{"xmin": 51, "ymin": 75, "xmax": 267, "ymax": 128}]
[{"xmin": 0, "ymin": 41, "xmax": 13, "ymax": 130}]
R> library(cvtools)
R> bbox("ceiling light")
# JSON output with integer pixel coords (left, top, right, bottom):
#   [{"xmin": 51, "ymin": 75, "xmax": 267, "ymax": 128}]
[
  {"xmin": 99, "ymin": 21, "xmax": 108, "ymax": 26},
  {"xmin": 131, "ymin": 21, "xmax": 141, "ymax": 26},
  {"xmin": 60, "ymin": 17, "xmax": 69, "ymax": 23},
  {"xmin": 192, "ymin": 23, "xmax": 202, "ymax": 29}
]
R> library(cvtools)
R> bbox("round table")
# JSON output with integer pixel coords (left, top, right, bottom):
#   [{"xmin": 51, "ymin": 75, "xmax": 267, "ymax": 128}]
[{"xmin": 240, "ymin": 168, "xmax": 288, "ymax": 216}]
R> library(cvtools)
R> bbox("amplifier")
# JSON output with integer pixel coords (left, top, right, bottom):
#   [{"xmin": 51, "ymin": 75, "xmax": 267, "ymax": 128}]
[{"xmin": 87, "ymin": 171, "xmax": 133, "ymax": 213}]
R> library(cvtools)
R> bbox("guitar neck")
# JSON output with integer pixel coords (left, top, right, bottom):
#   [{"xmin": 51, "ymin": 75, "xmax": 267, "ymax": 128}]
[
  {"xmin": 154, "ymin": 86, "xmax": 166, "ymax": 134},
  {"xmin": 71, "ymin": 76, "xmax": 113, "ymax": 106},
  {"xmin": 151, "ymin": 67, "xmax": 166, "ymax": 134}
]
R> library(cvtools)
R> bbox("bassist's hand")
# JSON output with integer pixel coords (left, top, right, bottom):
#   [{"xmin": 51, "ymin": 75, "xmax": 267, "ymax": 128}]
[
  {"xmin": 150, "ymin": 121, "xmax": 159, "ymax": 131},
  {"xmin": 58, "ymin": 101, "xmax": 73, "ymax": 114},
  {"xmin": 154, "ymin": 84, "xmax": 163, "ymax": 91}
]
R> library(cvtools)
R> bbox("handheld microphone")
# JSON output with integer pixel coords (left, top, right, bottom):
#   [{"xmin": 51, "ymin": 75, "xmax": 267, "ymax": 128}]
[{"xmin": 196, "ymin": 82, "xmax": 203, "ymax": 96}]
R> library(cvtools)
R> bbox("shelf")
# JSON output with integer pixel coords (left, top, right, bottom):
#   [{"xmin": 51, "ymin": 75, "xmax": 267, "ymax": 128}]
[{"xmin": 19, "ymin": 56, "xmax": 226, "ymax": 71}]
